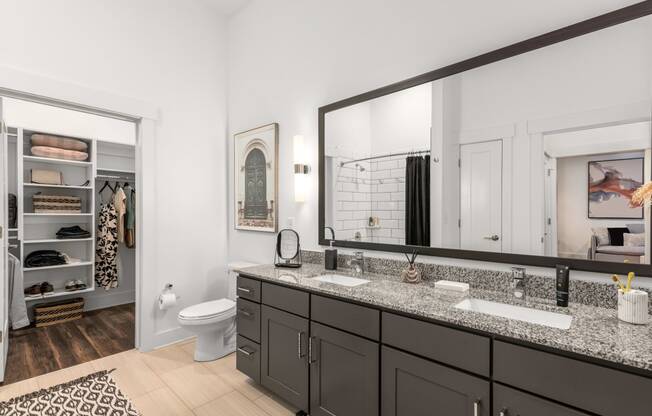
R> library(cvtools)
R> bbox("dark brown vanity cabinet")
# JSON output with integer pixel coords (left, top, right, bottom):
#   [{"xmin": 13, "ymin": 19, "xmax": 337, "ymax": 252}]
[
  {"xmin": 260, "ymin": 304, "xmax": 310, "ymax": 410},
  {"xmin": 309, "ymin": 322, "xmax": 379, "ymax": 416},
  {"xmin": 493, "ymin": 384, "xmax": 590, "ymax": 416},
  {"xmin": 382, "ymin": 346, "xmax": 490, "ymax": 416},
  {"xmin": 236, "ymin": 275, "xmax": 652, "ymax": 416}
]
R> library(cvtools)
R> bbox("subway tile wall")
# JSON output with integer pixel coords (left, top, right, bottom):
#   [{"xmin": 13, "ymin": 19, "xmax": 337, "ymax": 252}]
[{"xmin": 334, "ymin": 155, "xmax": 406, "ymax": 244}]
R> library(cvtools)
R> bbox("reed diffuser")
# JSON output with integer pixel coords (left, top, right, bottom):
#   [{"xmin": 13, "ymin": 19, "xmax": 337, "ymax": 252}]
[{"xmin": 401, "ymin": 250, "xmax": 422, "ymax": 284}]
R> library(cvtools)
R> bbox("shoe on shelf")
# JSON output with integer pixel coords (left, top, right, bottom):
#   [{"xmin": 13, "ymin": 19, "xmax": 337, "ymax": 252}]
[
  {"xmin": 65, "ymin": 280, "xmax": 87, "ymax": 291},
  {"xmin": 24, "ymin": 284, "xmax": 41, "ymax": 296},
  {"xmin": 40, "ymin": 281, "xmax": 54, "ymax": 294}
]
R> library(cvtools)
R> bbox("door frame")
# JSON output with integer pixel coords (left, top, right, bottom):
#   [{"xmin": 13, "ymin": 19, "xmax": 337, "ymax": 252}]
[{"xmin": 0, "ymin": 65, "xmax": 159, "ymax": 351}]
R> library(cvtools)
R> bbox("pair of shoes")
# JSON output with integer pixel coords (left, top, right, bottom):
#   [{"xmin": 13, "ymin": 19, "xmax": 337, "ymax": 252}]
[
  {"xmin": 23, "ymin": 282, "xmax": 54, "ymax": 296},
  {"xmin": 65, "ymin": 280, "xmax": 87, "ymax": 291}
]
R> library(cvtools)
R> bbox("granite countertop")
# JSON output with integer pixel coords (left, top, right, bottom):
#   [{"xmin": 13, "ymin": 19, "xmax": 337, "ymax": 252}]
[{"xmin": 236, "ymin": 263, "xmax": 652, "ymax": 373}]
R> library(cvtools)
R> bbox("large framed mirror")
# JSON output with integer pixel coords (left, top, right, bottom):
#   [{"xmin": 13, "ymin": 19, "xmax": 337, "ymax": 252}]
[{"xmin": 319, "ymin": 2, "xmax": 652, "ymax": 275}]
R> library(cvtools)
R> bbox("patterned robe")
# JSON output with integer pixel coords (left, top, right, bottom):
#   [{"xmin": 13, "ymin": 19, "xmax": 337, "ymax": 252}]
[{"xmin": 95, "ymin": 203, "xmax": 119, "ymax": 289}]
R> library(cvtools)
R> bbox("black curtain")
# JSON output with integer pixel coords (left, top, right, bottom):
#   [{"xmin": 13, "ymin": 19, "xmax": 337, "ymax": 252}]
[{"xmin": 405, "ymin": 155, "xmax": 430, "ymax": 246}]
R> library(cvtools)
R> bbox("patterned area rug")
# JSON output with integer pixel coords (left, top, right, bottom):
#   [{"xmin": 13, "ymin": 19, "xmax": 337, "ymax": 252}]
[{"xmin": 0, "ymin": 370, "xmax": 139, "ymax": 415}]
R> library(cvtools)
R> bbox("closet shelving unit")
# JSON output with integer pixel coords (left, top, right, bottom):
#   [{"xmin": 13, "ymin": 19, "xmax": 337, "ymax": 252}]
[{"xmin": 16, "ymin": 127, "xmax": 97, "ymax": 301}]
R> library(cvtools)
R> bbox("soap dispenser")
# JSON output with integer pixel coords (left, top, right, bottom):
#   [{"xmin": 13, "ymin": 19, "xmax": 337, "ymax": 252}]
[{"xmin": 325, "ymin": 240, "xmax": 338, "ymax": 270}]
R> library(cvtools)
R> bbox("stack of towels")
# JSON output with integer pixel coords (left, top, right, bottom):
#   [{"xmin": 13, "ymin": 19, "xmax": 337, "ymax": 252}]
[{"xmin": 30, "ymin": 134, "xmax": 88, "ymax": 161}]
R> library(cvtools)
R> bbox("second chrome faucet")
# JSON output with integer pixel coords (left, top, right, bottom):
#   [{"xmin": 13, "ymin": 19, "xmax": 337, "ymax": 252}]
[
  {"xmin": 348, "ymin": 251, "xmax": 365, "ymax": 276},
  {"xmin": 511, "ymin": 267, "xmax": 526, "ymax": 300}
]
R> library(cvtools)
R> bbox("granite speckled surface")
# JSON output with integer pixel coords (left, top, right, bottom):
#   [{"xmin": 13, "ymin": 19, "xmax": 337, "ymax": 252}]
[{"xmin": 235, "ymin": 263, "xmax": 652, "ymax": 373}]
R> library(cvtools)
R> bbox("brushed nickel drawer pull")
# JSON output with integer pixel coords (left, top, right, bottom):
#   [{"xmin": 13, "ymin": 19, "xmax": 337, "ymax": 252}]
[
  {"xmin": 308, "ymin": 337, "xmax": 318, "ymax": 364},
  {"xmin": 237, "ymin": 347, "xmax": 253, "ymax": 356},
  {"xmin": 297, "ymin": 332, "xmax": 305, "ymax": 358},
  {"xmin": 473, "ymin": 400, "xmax": 480, "ymax": 416},
  {"xmin": 238, "ymin": 308, "xmax": 253, "ymax": 318},
  {"xmin": 237, "ymin": 287, "xmax": 252, "ymax": 294}
]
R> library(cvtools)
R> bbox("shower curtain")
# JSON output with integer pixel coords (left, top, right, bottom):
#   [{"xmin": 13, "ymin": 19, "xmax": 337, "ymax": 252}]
[{"xmin": 405, "ymin": 155, "xmax": 430, "ymax": 246}]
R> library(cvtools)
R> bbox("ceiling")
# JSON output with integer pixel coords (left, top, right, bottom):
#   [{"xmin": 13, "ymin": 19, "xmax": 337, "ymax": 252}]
[{"xmin": 198, "ymin": 0, "xmax": 251, "ymax": 16}]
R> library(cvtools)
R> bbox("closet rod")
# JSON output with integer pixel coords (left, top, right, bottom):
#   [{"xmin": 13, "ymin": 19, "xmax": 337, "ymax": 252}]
[
  {"xmin": 339, "ymin": 149, "xmax": 430, "ymax": 166},
  {"xmin": 96, "ymin": 174, "xmax": 134, "ymax": 181}
]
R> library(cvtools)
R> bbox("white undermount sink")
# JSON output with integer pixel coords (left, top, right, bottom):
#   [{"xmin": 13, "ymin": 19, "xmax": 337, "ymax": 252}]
[
  {"xmin": 455, "ymin": 298, "xmax": 572, "ymax": 330},
  {"xmin": 310, "ymin": 274, "xmax": 370, "ymax": 287}
]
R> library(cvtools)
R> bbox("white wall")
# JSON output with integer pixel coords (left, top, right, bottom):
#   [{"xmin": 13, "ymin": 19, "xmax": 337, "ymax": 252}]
[
  {"xmin": 1, "ymin": 0, "xmax": 229, "ymax": 348},
  {"xmin": 368, "ymin": 83, "xmax": 431, "ymax": 156},
  {"xmin": 227, "ymin": 0, "xmax": 644, "ymax": 266}
]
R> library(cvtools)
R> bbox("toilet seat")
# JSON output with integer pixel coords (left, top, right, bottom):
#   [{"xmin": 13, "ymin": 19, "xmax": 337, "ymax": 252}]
[{"xmin": 178, "ymin": 299, "xmax": 236, "ymax": 324}]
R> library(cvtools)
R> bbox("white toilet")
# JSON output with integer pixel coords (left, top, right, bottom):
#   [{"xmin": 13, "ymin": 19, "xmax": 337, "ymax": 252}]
[{"xmin": 178, "ymin": 261, "xmax": 258, "ymax": 362}]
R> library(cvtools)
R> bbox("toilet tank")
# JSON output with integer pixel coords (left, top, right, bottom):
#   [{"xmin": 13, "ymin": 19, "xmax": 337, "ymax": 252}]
[{"xmin": 227, "ymin": 261, "xmax": 258, "ymax": 300}]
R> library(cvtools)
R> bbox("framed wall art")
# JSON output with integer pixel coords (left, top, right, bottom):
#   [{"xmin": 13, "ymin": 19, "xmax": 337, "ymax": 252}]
[
  {"xmin": 588, "ymin": 157, "xmax": 644, "ymax": 219},
  {"xmin": 234, "ymin": 123, "xmax": 279, "ymax": 232}
]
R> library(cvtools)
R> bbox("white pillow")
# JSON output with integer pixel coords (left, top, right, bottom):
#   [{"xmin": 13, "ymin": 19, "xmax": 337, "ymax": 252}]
[
  {"xmin": 623, "ymin": 233, "xmax": 645, "ymax": 247},
  {"xmin": 591, "ymin": 227, "xmax": 610, "ymax": 246}
]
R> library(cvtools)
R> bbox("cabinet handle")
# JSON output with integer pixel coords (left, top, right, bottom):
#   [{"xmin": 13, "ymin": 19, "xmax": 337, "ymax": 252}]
[
  {"xmin": 237, "ymin": 287, "xmax": 252, "ymax": 294},
  {"xmin": 473, "ymin": 400, "xmax": 480, "ymax": 416},
  {"xmin": 238, "ymin": 308, "xmax": 253, "ymax": 318},
  {"xmin": 308, "ymin": 337, "xmax": 318, "ymax": 364},
  {"xmin": 499, "ymin": 409, "xmax": 507, "ymax": 416},
  {"xmin": 297, "ymin": 332, "xmax": 305, "ymax": 358},
  {"xmin": 237, "ymin": 347, "xmax": 253, "ymax": 356}
]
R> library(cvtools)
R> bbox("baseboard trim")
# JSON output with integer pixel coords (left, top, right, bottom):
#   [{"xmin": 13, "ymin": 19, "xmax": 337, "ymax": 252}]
[{"xmin": 84, "ymin": 290, "xmax": 136, "ymax": 312}]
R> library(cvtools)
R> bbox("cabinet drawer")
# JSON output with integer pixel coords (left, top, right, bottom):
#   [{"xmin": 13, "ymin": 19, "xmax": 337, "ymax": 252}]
[
  {"xmin": 493, "ymin": 384, "xmax": 589, "ymax": 416},
  {"xmin": 382, "ymin": 346, "xmax": 490, "ymax": 416},
  {"xmin": 311, "ymin": 295, "xmax": 380, "ymax": 340},
  {"xmin": 237, "ymin": 298, "xmax": 260, "ymax": 343},
  {"xmin": 382, "ymin": 312, "xmax": 490, "ymax": 376},
  {"xmin": 262, "ymin": 282, "xmax": 309, "ymax": 317},
  {"xmin": 494, "ymin": 341, "xmax": 652, "ymax": 416},
  {"xmin": 237, "ymin": 276, "xmax": 261, "ymax": 302},
  {"xmin": 236, "ymin": 335, "xmax": 260, "ymax": 384}
]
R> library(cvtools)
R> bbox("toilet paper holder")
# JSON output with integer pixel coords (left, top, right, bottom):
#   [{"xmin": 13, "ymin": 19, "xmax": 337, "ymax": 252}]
[{"xmin": 163, "ymin": 283, "xmax": 181, "ymax": 300}]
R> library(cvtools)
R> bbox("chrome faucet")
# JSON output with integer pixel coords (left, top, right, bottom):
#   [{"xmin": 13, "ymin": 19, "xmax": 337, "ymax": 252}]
[
  {"xmin": 348, "ymin": 252, "xmax": 365, "ymax": 276},
  {"xmin": 511, "ymin": 267, "xmax": 526, "ymax": 300}
]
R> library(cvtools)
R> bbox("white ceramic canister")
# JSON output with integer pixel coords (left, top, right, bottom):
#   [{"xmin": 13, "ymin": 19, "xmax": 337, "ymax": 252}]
[{"xmin": 617, "ymin": 289, "xmax": 649, "ymax": 325}]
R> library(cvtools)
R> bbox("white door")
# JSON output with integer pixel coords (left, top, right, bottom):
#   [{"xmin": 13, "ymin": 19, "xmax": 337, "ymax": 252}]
[
  {"xmin": 460, "ymin": 140, "xmax": 502, "ymax": 252},
  {"xmin": 0, "ymin": 98, "xmax": 7, "ymax": 382}
]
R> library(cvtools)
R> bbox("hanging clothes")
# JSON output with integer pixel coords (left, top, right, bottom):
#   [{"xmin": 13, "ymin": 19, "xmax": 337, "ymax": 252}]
[
  {"xmin": 8, "ymin": 253, "xmax": 29, "ymax": 329},
  {"xmin": 124, "ymin": 184, "xmax": 136, "ymax": 248},
  {"xmin": 114, "ymin": 186, "xmax": 127, "ymax": 243},
  {"xmin": 96, "ymin": 202, "xmax": 119, "ymax": 290}
]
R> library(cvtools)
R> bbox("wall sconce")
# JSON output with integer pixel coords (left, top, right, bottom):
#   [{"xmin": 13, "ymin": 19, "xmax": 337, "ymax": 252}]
[{"xmin": 293, "ymin": 135, "xmax": 310, "ymax": 203}]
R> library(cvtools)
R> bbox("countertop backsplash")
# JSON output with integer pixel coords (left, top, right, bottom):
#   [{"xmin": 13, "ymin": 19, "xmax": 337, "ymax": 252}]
[{"xmin": 300, "ymin": 249, "xmax": 652, "ymax": 314}]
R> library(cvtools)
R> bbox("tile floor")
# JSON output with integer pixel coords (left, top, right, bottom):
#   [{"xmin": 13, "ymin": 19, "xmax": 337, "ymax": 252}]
[{"xmin": 0, "ymin": 339, "xmax": 298, "ymax": 416}]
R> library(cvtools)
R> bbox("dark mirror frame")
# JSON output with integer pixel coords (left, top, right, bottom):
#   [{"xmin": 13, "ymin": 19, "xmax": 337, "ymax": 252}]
[{"xmin": 318, "ymin": 1, "xmax": 652, "ymax": 276}]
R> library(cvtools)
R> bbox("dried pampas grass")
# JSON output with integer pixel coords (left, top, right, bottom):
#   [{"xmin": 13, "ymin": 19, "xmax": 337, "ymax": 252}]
[{"xmin": 631, "ymin": 181, "xmax": 652, "ymax": 207}]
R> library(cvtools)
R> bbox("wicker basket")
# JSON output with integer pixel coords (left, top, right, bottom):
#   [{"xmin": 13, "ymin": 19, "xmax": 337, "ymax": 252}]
[
  {"xmin": 34, "ymin": 297, "xmax": 85, "ymax": 327},
  {"xmin": 32, "ymin": 194, "xmax": 82, "ymax": 213}
]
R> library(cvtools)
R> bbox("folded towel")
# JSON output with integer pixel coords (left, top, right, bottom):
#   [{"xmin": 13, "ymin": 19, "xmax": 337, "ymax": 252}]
[
  {"xmin": 31, "ymin": 134, "xmax": 88, "ymax": 152},
  {"xmin": 31, "ymin": 146, "xmax": 88, "ymax": 161}
]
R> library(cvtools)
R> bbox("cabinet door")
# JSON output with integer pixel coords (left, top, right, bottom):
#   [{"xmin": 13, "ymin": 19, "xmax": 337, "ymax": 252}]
[
  {"xmin": 261, "ymin": 305, "xmax": 309, "ymax": 411},
  {"xmin": 310, "ymin": 322, "xmax": 379, "ymax": 416},
  {"xmin": 382, "ymin": 346, "xmax": 489, "ymax": 416},
  {"xmin": 493, "ymin": 384, "xmax": 590, "ymax": 416}
]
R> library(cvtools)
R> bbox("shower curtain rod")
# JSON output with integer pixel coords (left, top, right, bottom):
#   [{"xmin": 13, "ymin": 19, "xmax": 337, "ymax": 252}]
[{"xmin": 339, "ymin": 149, "xmax": 430, "ymax": 166}]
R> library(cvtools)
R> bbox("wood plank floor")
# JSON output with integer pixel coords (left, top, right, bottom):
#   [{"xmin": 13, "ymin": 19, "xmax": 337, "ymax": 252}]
[{"xmin": 3, "ymin": 303, "xmax": 135, "ymax": 385}]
